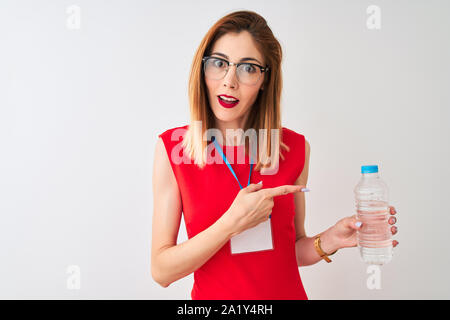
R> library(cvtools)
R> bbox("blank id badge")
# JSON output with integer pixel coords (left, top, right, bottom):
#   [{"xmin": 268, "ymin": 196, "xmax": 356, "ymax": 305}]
[{"xmin": 230, "ymin": 218, "xmax": 274, "ymax": 254}]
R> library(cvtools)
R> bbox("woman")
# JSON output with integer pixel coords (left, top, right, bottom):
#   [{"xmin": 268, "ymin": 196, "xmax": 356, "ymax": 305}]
[{"xmin": 151, "ymin": 10, "xmax": 398, "ymax": 300}]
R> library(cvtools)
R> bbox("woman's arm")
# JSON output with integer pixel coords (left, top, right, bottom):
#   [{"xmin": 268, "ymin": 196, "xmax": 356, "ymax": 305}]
[
  {"xmin": 294, "ymin": 223, "xmax": 340, "ymax": 266},
  {"xmin": 151, "ymin": 137, "xmax": 234, "ymax": 287},
  {"xmin": 293, "ymin": 139, "xmax": 340, "ymax": 266}
]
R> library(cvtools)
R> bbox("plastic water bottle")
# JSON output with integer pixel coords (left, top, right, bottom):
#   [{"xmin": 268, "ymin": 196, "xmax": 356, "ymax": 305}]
[{"xmin": 354, "ymin": 165, "xmax": 392, "ymax": 265}]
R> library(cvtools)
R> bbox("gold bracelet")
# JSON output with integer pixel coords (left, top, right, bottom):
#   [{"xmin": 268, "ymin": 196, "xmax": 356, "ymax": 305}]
[{"xmin": 314, "ymin": 235, "xmax": 338, "ymax": 263}]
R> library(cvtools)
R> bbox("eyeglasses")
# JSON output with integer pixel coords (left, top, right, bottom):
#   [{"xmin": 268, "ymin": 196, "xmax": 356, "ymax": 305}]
[{"xmin": 202, "ymin": 56, "xmax": 269, "ymax": 86}]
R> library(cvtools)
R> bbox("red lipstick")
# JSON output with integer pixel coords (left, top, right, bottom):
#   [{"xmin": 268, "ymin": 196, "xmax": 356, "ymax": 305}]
[{"xmin": 217, "ymin": 94, "xmax": 239, "ymax": 108}]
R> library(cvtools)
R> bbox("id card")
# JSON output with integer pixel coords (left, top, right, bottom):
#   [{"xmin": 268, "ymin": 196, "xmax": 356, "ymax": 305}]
[{"xmin": 230, "ymin": 219, "xmax": 274, "ymax": 254}]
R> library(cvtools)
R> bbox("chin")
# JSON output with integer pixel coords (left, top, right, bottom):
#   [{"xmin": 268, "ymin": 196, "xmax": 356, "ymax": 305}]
[{"xmin": 213, "ymin": 113, "xmax": 238, "ymax": 123}]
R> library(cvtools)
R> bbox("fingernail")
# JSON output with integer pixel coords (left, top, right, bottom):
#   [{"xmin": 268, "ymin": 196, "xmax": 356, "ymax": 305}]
[
  {"xmin": 301, "ymin": 188, "xmax": 310, "ymax": 192},
  {"xmin": 257, "ymin": 181, "xmax": 263, "ymax": 184},
  {"xmin": 355, "ymin": 221, "xmax": 362, "ymax": 228}
]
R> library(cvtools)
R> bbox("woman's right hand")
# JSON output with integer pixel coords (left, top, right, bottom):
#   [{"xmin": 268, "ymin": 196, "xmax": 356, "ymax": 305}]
[{"xmin": 221, "ymin": 182, "xmax": 307, "ymax": 237}]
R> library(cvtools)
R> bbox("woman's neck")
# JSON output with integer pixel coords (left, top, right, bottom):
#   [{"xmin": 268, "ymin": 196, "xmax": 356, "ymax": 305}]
[{"xmin": 214, "ymin": 113, "xmax": 249, "ymax": 146}]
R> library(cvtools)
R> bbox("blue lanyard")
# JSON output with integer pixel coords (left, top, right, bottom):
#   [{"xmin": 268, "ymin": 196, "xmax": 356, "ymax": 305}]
[{"xmin": 212, "ymin": 137, "xmax": 253, "ymax": 190}]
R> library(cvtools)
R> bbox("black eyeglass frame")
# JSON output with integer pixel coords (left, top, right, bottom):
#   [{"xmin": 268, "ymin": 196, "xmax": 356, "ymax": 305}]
[{"xmin": 202, "ymin": 56, "xmax": 270, "ymax": 81}]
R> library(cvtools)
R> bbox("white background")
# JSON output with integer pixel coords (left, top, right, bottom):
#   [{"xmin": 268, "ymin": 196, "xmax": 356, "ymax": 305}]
[{"xmin": 1, "ymin": 0, "xmax": 449, "ymax": 299}]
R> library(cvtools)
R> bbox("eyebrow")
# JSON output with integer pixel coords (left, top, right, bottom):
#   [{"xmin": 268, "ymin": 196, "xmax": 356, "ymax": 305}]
[{"xmin": 210, "ymin": 52, "xmax": 263, "ymax": 65}]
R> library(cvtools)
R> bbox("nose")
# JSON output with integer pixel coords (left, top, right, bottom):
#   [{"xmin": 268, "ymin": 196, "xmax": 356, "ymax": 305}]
[{"xmin": 222, "ymin": 65, "xmax": 238, "ymax": 89}]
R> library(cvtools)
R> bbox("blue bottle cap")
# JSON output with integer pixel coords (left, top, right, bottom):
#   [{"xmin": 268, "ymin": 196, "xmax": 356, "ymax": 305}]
[{"xmin": 361, "ymin": 165, "xmax": 378, "ymax": 174}]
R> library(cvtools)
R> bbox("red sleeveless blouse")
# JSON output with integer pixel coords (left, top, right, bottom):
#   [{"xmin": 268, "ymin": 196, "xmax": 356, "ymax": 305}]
[{"xmin": 158, "ymin": 124, "xmax": 308, "ymax": 300}]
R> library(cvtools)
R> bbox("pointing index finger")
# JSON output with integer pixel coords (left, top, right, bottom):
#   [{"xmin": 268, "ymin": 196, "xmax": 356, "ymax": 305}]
[{"xmin": 264, "ymin": 185, "xmax": 306, "ymax": 198}]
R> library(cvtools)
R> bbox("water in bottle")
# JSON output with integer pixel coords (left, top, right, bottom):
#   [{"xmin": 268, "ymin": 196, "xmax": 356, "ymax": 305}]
[{"xmin": 354, "ymin": 165, "xmax": 392, "ymax": 265}]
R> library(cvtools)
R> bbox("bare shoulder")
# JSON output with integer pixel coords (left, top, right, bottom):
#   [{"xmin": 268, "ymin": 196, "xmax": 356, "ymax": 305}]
[
  {"xmin": 153, "ymin": 137, "xmax": 178, "ymax": 192},
  {"xmin": 293, "ymin": 137, "xmax": 310, "ymax": 241},
  {"xmin": 295, "ymin": 138, "xmax": 310, "ymax": 185},
  {"xmin": 305, "ymin": 138, "xmax": 310, "ymax": 155},
  {"xmin": 151, "ymin": 137, "xmax": 182, "ymax": 260}
]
